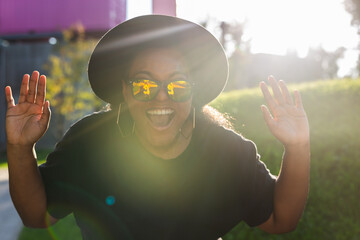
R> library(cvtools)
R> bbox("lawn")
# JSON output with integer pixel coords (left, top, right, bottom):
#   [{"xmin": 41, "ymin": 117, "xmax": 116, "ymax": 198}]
[
  {"xmin": 16, "ymin": 79, "xmax": 360, "ymax": 239},
  {"xmin": 8, "ymin": 150, "xmax": 84, "ymax": 240},
  {"xmin": 0, "ymin": 150, "xmax": 49, "ymax": 168}
]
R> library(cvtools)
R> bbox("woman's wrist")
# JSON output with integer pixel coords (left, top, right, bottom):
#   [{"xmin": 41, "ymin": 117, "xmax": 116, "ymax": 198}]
[
  {"xmin": 6, "ymin": 143, "xmax": 37, "ymax": 163},
  {"xmin": 283, "ymin": 141, "xmax": 310, "ymax": 156}
]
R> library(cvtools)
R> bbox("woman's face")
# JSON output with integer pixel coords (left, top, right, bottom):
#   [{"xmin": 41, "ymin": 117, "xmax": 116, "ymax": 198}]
[{"xmin": 123, "ymin": 48, "xmax": 192, "ymax": 149}]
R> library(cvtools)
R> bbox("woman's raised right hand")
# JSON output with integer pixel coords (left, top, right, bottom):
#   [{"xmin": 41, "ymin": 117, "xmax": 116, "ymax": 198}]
[{"xmin": 5, "ymin": 71, "xmax": 51, "ymax": 147}]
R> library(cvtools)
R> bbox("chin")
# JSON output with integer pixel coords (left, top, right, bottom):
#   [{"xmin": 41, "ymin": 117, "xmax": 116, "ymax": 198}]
[{"xmin": 145, "ymin": 130, "xmax": 179, "ymax": 149}]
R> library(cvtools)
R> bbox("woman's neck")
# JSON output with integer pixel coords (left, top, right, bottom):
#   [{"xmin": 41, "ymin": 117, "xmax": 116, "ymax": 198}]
[{"xmin": 135, "ymin": 118, "xmax": 194, "ymax": 160}]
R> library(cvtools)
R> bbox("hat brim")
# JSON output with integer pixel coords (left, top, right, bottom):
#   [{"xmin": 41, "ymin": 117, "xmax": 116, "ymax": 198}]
[{"xmin": 88, "ymin": 15, "xmax": 228, "ymax": 106}]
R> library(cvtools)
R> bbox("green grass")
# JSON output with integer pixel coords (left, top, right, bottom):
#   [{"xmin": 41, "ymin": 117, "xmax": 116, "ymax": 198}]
[
  {"xmin": 18, "ymin": 79, "xmax": 360, "ymax": 239},
  {"xmin": 18, "ymin": 214, "xmax": 82, "ymax": 240},
  {"xmin": 8, "ymin": 149, "xmax": 80, "ymax": 240},
  {"xmin": 0, "ymin": 150, "xmax": 49, "ymax": 168},
  {"xmin": 0, "ymin": 151, "xmax": 8, "ymax": 168},
  {"xmin": 0, "ymin": 162, "xmax": 7, "ymax": 168}
]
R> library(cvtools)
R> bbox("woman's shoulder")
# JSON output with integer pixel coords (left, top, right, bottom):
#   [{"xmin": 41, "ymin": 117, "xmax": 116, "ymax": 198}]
[
  {"xmin": 192, "ymin": 119, "xmax": 260, "ymax": 179},
  {"xmin": 70, "ymin": 109, "xmax": 116, "ymax": 128},
  {"xmin": 59, "ymin": 109, "xmax": 117, "ymax": 144},
  {"xmin": 196, "ymin": 118, "xmax": 257, "ymax": 154},
  {"xmin": 42, "ymin": 110, "xmax": 117, "ymax": 168},
  {"xmin": 196, "ymin": 105, "xmax": 256, "ymax": 151}
]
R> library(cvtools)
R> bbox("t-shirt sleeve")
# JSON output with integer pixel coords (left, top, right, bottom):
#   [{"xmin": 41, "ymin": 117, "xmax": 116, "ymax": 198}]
[
  {"xmin": 242, "ymin": 140, "xmax": 276, "ymax": 227},
  {"xmin": 38, "ymin": 123, "xmax": 84, "ymax": 219}
]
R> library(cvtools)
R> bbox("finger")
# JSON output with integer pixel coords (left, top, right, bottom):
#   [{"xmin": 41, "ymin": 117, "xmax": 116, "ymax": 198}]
[
  {"xmin": 279, "ymin": 80, "xmax": 293, "ymax": 105},
  {"xmin": 294, "ymin": 90, "xmax": 304, "ymax": 109},
  {"xmin": 260, "ymin": 81, "xmax": 278, "ymax": 113},
  {"xmin": 19, "ymin": 74, "xmax": 30, "ymax": 104},
  {"xmin": 40, "ymin": 100, "xmax": 51, "ymax": 129},
  {"xmin": 261, "ymin": 105, "xmax": 275, "ymax": 128},
  {"xmin": 5, "ymin": 86, "xmax": 15, "ymax": 108},
  {"xmin": 268, "ymin": 75, "xmax": 285, "ymax": 104},
  {"xmin": 35, "ymin": 75, "xmax": 46, "ymax": 107},
  {"xmin": 26, "ymin": 71, "xmax": 39, "ymax": 103}
]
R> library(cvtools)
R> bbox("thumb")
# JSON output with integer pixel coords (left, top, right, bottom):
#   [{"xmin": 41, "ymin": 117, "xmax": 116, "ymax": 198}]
[
  {"xmin": 40, "ymin": 100, "xmax": 51, "ymax": 129},
  {"xmin": 261, "ymin": 105, "xmax": 275, "ymax": 128}
]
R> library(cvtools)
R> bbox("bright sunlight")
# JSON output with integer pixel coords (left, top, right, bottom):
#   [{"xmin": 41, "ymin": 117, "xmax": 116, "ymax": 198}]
[{"xmin": 176, "ymin": 0, "xmax": 359, "ymax": 76}]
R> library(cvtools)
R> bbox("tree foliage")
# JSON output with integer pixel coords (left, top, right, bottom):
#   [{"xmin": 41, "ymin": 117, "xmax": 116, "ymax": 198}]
[
  {"xmin": 44, "ymin": 24, "xmax": 104, "ymax": 136},
  {"xmin": 212, "ymin": 20, "xmax": 251, "ymax": 90},
  {"xmin": 344, "ymin": 0, "xmax": 360, "ymax": 75},
  {"xmin": 345, "ymin": 0, "xmax": 360, "ymax": 31},
  {"xmin": 211, "ymin": 19, "xmax": 345, "ymax": 90},
  {"xmin": 306, "ymin": 46, "xmax": 346, "ymax": 79}
]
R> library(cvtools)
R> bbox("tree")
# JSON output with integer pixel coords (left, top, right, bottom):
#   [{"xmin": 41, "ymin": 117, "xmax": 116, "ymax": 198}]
[
  {"xmin": 217, "ymin": 21, "xmax": 250, "ymax": 90},
  {"xmin": 306, "ymin": 46, "xmax": 346, "ymax": 79},
  {"xmin": 344, "ymin": 0, "xmax": 360, "ymax": 74},
  {"xmin": 44, "ymin": 24, "xmax": 104, "ymax": 139},
  {"xmin": 345, "ymin": 0, "xmax": 360, "ymax": 32}
]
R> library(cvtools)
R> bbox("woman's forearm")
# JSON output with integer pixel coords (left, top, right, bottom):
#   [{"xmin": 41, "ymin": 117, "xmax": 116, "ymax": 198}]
[
  {"xmin": 273, "ymin": 143, "xmax": 311, "ymax": 231},
  {"xmin": 7, "ymin": 144, "xmax": 50, "ymax": 228},
  {"xmin": 258, "ymin": 143, "xmax": 310, "ymax": 233}
]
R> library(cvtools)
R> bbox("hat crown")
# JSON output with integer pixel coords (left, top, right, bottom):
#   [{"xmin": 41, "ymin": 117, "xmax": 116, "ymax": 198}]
[{"xmin": 88, "ymin": 15, "xmax": 228, "ymax": 106}]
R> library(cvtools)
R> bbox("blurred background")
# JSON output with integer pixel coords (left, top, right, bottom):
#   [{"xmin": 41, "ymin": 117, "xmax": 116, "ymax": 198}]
[{"xmin": 0, "ymin": 0, "xmax": 359, "ymax": 239}]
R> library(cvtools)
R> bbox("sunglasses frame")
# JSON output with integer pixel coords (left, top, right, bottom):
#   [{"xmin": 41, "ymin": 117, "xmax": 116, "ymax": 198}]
[{"xmin": 127, "ymin": 78, "xmax": 195, "ymax": 102}]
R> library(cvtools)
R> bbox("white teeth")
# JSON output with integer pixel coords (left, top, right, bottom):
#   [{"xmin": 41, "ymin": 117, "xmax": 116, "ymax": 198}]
[{"xmin": 147, "ymin": 109, "xmax": 174, "ymax": 115}]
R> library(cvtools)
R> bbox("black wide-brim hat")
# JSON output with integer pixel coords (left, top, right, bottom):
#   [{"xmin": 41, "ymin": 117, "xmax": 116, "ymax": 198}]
[{"xmin": 88, "ymin": 15, "xmax": 228, "ymax": 107}]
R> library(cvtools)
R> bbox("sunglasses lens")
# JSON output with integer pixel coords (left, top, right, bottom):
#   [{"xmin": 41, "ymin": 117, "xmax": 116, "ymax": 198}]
[
  {"xmin": 167, "ymin": 80, "xmax": 192, "ymax": 101},
  {"xmin": 132, "ymin": 79, "xmax": 159, "ymax": 101}
]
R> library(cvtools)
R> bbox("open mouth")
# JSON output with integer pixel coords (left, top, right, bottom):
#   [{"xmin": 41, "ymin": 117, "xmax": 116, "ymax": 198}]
[{"xmin": 146, "ymin": 108, "xmax": 175, "ymax": 130}]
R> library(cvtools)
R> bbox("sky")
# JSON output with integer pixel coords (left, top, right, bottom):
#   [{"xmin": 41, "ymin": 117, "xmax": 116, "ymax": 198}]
[{"xmin": 127, "ymin": 0, "xmax": 359, "ymax": 77}]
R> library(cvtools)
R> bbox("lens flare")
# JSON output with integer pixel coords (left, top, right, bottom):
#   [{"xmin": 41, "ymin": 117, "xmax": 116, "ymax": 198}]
[{"xmin": 105, "ymin": 195, "xmax": 116, "ymax": 206}]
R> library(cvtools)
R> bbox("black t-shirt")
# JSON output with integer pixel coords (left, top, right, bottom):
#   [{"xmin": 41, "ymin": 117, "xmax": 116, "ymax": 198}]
[{"xmin": 39, "ymin": 110, "xmax": 276, "ymax": 240}]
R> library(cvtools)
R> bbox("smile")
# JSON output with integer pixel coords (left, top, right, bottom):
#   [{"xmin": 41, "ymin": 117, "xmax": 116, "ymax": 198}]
[
  {"xmin": 147, "ymin": 109, "xmax": 174, "ymax": 115},
  {"xmin": 146, "ymin": 108, "xmax": 175, "ymax": 130}
]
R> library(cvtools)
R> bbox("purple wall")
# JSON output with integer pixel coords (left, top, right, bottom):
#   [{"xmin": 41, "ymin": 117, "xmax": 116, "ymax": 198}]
[{"xmin": 0, "ymin": 0, "xmax": 126, "ymax": 35}]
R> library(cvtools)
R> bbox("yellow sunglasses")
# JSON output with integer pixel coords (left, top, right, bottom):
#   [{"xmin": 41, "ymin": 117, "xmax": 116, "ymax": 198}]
[{"xmin": 128, "ymin": 79, "xmax": 194, "ymax": 102}]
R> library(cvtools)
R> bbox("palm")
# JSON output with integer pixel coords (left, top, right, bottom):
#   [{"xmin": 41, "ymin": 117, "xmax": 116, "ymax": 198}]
[
  {"xmin": 260, "ymin": 76, "xmax": 309, "ymax": 147},
  {"xmin": 5, "ymin": 72, "xmax": 50, "ymax": 146},
  {"xmin": 7, "ymin": 103, "xmax": 45, "ymax": 145}
]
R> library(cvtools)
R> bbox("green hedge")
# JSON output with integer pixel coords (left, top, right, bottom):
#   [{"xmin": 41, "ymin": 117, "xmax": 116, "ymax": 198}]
[
  {"xmin": 19, "ymin": 79, "xmax": 360, "ymax": 239},
  {"xmin": 211, "ymin": 79, "xmax": 360, "ymax": 239}
]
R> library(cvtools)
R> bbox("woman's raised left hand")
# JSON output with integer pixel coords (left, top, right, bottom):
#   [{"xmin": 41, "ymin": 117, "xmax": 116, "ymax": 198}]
[{"xmin": 260, "ymin": 76, "xmax": 309, "ymax": 148}]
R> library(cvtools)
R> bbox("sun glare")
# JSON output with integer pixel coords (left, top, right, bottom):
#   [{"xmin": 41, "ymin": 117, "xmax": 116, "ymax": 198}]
[
  {"xmin": 126, "ymin": 0, "xmax": 358, "ymax": 76},
  {"xmin": 177, "ymin": 0, "xmax": 358, "ymax": 57}
]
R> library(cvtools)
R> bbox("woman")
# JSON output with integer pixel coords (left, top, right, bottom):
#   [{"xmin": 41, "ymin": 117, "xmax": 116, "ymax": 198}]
[{"xmin": 5, "ymin": 15, "xmax": 310, "ymax": 239}]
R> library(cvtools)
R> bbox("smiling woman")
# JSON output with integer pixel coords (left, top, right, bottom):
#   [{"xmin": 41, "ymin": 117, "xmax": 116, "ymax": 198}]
[
  {"xmin": 5, "ymin": 15, "xmax": 310, "ymax": 240},
  {"xmin": 122, "ymin": 48, "xmax": 193, "ymax": 158}
]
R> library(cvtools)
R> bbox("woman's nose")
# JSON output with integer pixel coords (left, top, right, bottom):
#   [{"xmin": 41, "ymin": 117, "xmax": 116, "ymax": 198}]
[{"xmin": 155, "ymin": 86, "xmax": 169, "ymax": 101}]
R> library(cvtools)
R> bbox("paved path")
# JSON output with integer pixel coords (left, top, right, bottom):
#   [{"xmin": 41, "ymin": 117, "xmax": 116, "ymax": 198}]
[{"xmin": 0, "ymin": 168, "xmax": 23, "ymax": 240}]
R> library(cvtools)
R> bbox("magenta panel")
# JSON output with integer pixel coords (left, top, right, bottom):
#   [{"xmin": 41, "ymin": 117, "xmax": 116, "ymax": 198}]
[{"xmin": 0, "ymin": 0, "xmax": 126, "ymax": 35}]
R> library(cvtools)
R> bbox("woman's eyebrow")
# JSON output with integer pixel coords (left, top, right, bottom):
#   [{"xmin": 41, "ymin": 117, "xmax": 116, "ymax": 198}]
[
  {"xmin": 132, "ymin": 70, "xmax": 154, "ymax": 78},
  {"xmin": 169, "ymin": 71, "xmax": 188, "ymax": 78},
  {"xmin": 132, "ymin": 71, "xmax": 188, "ymax": 79}
]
